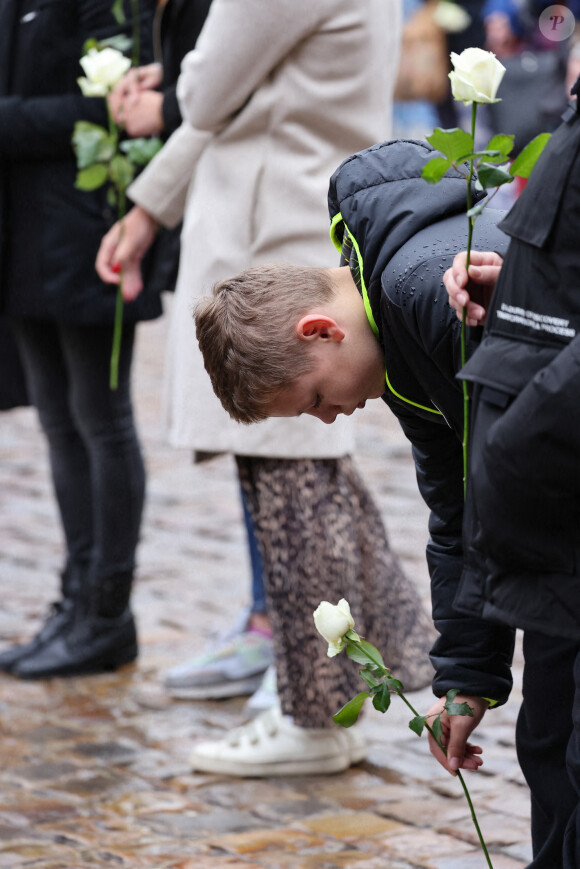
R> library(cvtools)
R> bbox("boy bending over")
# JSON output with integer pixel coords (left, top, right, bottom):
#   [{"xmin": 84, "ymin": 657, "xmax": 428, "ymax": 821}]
[{"xmin": 197, "ymin": 138, "xmax": 512, "ymax": 773}]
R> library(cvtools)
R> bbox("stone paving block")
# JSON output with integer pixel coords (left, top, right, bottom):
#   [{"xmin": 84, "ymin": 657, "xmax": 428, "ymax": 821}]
[
  {"xmin": 438, "ymin": 809, "xmax": 530, "ymax": 848},
  {"xmin": 301, "ymin": 811, "xmax": 407, "ymax": 840},
  {"xmin": 247, "ymin": 849, "xmax": 396, "ymax": 868},
  {"xmin": 208, "ymin": 826, "xmax": 331, "ymax": 854},
  {"xmin": 174, "ymin": 859, "xmax": 264, "ymax": 869},
  {"xmin": 503, "ymin": 839, "xmax": 534, "ymax": 864},
  {"xmin": 272, "ymin": 770, "xmax": 404, "ymax": 816},
  {"xmin": 144, "ymin": 808, "xmax": 274, "ymax": 838},
  {"xmin": 427, "ymin": 853, "xmax": 526, "ymax": 868},
  {"xmin": 369, "ymin": 825, "xmax": 478, "ymax": 864},
  {"xmin": 479, "ymin": 782, "xmax": 531, "ymax": 821},
  {"xmin": 429, "ymin": 772, "xmax": 504, "ymax": 801},
  {"xmin": 363, "ymin": 743, "xmax": 452, "ymax": 787},
  {"xmin": 378, "ymin": 785, "xmax": 473, "ymax": 828},
  {"xmin": 186, "ymin": 780, "xmax": 295, "ymax": 811},
  {"xmin": 0, "ymin": 799, "xmax": 82, "ymax": 828}
]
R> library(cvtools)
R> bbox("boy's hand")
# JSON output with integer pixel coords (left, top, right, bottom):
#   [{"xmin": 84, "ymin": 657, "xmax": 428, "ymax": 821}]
[
  {"xmin": 95, "ymin": 205, "xmax": 158, "ymax": 301},
  {"xmin": 426, "ymin": 694, "xmax": 488, "ymax": 775},
  {"xmin": 443, "ymin": 250, "xmax": 503, "ymax": 327}
]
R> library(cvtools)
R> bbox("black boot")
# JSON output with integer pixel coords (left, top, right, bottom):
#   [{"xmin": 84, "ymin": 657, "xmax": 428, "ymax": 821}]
[
  {"xmin": 12, "ymin": 570, "xmax": 137, "ymax": 679},
  {"xmin": 0, "ymin": 562, "xmax": 83, "ymax": 673},
  {"xmin": 12, "ymin": 607, "xmax": 138, "ymax": 679}
]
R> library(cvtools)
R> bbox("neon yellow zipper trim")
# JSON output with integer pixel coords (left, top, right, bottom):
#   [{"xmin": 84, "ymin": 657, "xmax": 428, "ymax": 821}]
[
  {"xmin": 330, "ymin": 212, "xmax": 441, "ymax": 417},
  {"xmin": 330, "ymin": 211, "xmax": 345, "ymax": 253},
  {"xmin": 331, "ymin": 212, "xmax": 378, "ymax": 337}
]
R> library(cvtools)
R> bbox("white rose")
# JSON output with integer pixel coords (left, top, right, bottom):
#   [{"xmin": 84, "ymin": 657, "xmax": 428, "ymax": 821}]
[
  {"xmin": 77, "ymin": 77, "xmax": 109, "ymax": 97},
  {"xmin": 313, "ymin": 598, "xmax": 355, "ymax": 657},
  {"xmin": 434, "ymin": 1, "xmax": 471, "ymax": 33},
  {"xmin": 79, "ymin": 47, "xmax": 132, "ymax": 95},
  {"xmin": 449, "ymin": 47, "xmax": 505, "ymax": 104}
]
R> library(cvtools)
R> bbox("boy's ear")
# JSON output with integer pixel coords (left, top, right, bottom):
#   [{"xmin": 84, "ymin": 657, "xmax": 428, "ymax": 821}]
[{"xmin": 296, "ymin": 314, "xmax": 345, "ymax": 343}]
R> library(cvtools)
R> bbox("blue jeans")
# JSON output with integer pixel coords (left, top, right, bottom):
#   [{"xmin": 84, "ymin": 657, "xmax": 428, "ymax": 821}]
[
  {"xmin": 240, "ymin": 485, "xmax": 266, "ymax": 615},
  {"xmin": 12, "ymin": 318, "xmax": 144, "ymax": 614}
]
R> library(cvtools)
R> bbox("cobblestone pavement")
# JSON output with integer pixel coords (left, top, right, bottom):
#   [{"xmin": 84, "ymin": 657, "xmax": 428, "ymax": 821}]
[{"xmin": 0, "ymin": 312, "xmax": 530, "ymax": 869}]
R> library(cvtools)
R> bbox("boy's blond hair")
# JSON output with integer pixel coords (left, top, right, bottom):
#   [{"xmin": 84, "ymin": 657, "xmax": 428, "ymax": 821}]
[{"xmin": 195, "ymin": 263, "xmax": 334, "ymax": 424}]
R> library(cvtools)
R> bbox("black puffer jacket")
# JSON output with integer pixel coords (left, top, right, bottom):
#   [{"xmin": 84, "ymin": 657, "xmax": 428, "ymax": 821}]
[
  {"xmin": 328, "ymin": 139, "xmax": 515, "ymax": 703},
  {"xmin": 457, "ymin": 106, "xmax": 580, "ymax": 641},
  {"xmin": 0, "ymin": 0, "xmax": 160, "ymax": 324}
]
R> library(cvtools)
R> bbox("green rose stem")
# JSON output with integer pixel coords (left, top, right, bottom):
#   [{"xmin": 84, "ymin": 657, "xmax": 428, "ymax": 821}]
[
  {"xmin": 461, "ymin": 101, "xmax": 478, "ymax": 497},
  {"xmin": 106, "ymin": 105, "xmax": 124, "ymax": 391},
  {"xmin": 112, "ymin": 0, "xmax": 140, "ymax": 389},
  {"xmin": 342, "ymin": 633, "xmax": 494, "ymax": 869},
  {"xmin": 110, "ymin": 187, "xmax": 126, "ymax": 390},
  {"xmin": 130, "ymin": 0, "xmax": 140, "ymax": 68},
  {"xmin": 74, "ymin": 8, "xmax": 163, "ymax": 389}
]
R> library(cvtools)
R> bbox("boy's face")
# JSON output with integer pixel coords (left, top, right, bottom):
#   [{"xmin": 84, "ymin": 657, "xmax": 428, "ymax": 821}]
[{"xmin": 267, "ymin": 315, "xmax": 385, "ymax": 424}]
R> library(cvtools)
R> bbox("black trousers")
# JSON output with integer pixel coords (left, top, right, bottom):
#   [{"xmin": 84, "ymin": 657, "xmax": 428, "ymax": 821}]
[
  {"xmin": 12, "ymin": 318, "xmax": 145, "ymax": 615},
  {"xmin": 517, "ymin": 631, "xmax": 580, "ymax": 868}
]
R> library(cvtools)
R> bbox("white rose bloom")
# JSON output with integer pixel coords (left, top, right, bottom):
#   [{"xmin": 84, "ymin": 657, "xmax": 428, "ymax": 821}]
[
  {"xmin": 77, "ymin": 77, "xmax": 109, "ymax": 97},
  {"xmin": 449, "ymin": 47, "xmax": 505, "ymax": 104},
  {"xmin": 79, "ymin": 47, "xmax": 132, "ymax": 94},
  {"xmin": 313, "ymin": 598, "xmax": 355, "ymax": 657},
  {"xmin": 434, "ymin": 1, "xmax": 471, "ymax": 33}
]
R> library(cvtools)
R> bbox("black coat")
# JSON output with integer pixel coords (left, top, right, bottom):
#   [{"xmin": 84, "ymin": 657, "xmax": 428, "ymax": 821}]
[
  {"xmin": 142, "ymin": 0, "xmax": 214, "ymax": 298},
  {"xmin": 458, "ymin": 106, "xmax": 580, "ymax": 641},
  {"xmin": 0, "ymin": 0, "xmax": 161, "ymax": 324},
  {"xmin": 328, "ymin": 140, "xmax": 515, "ymax": 705},
  {"xmin": 157, "ymin": 0, "xmax": 213, "ymax": 137}
]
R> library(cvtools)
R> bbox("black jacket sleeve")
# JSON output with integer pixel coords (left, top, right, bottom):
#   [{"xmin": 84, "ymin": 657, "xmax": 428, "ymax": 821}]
[
  {"xmin": 0, "ymin": 95, "xmax": 107, "ymax": 159},
  {"xmin": 161, "ymin": 83, "xmax": 181, "ymax": 138},
  {"xmin": 0, "ymin": 0, "xmax": 155, "ymax": 160},
  {"xmin": 391, "ymin": 402, "xmax": 515, "ymax": 705}
]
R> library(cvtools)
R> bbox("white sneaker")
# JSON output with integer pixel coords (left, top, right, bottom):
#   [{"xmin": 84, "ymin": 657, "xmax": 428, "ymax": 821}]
[
  {"xmin": 245, "ymin": 664, "xmax": 278, "ymax": 714},
  {"xmin": 189, "ymin": 705, "xmax": 366, "ymax": 777}
]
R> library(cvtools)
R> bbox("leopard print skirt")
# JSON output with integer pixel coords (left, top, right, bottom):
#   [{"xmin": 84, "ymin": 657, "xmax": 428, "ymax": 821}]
[{"xmin": 236, "ymin": 455, "xmax": 435, "ymax": 728}]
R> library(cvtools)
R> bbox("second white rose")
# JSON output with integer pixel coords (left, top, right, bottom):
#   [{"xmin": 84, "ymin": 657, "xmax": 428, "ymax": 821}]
[
  {"xmin": 313, "ymin": 598, "xmax": 355, "ymax": 657},
  {"xmin": 78, "ymin": 47, "xmax": 132, "ymax": 96}
]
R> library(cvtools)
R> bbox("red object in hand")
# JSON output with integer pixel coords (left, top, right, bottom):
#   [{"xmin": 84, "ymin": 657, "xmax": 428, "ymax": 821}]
[{"xmin": 112, "ymin": 263, "xmax": 121, "ymax": 274}]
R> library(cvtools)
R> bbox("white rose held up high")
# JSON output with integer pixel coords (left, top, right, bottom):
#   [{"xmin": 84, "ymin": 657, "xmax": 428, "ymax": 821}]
[
  {"xmin": 421, "ymin": 47, "xmax": 550, "ymax": 494},
  {"xmin": 448, "ymin": 47, "xmax": 505, "ymax": 104}
]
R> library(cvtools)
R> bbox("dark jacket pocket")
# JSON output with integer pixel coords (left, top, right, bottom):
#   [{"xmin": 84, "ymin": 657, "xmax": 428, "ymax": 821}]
[{"xmin": 461, "ymin": 334, "xmax": 580, "ymax": 573}]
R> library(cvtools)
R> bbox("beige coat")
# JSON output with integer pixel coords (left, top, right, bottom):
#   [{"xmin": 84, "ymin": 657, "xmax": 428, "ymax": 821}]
[{"xmin": 129, "ymin": 0, "xmax": 401, "ymax": 458}]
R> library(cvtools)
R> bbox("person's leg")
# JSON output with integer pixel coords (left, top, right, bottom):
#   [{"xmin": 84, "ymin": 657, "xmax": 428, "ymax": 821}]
[
  {"xmin": 0, "ymin": 318, "xmax": 95, "ymax": 672},
  {"xmin": 13, "ymin": 321, "xmax": 142, "ymax": 678},
  {"xmin": 517, "ymin": 630, "xmax": 579, "ymax": 868},
  {"xmin": 562, "ymin": 645, "xmax": 580, "ymax": 868},
  {"xmin": 61, "ymin": 320, "xmax": 144, "ymax": 617},
  {"xmin": 241, "ymin": 485, "xmax": 267, "ymax": 617},
  {"xmin": 163, "ymin": 484, "xmax": 273, "ymax": 699},
  {"xmin": 10, "ymin": 318, "xmax": 94, "ymax": 579},
  {"xmin": 237, "ymin": 455, "xmax": 433, "ymax": 728},
  {"xmin": 186, "ymin": 454, "xmax": 433, "ymax": 778}
]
